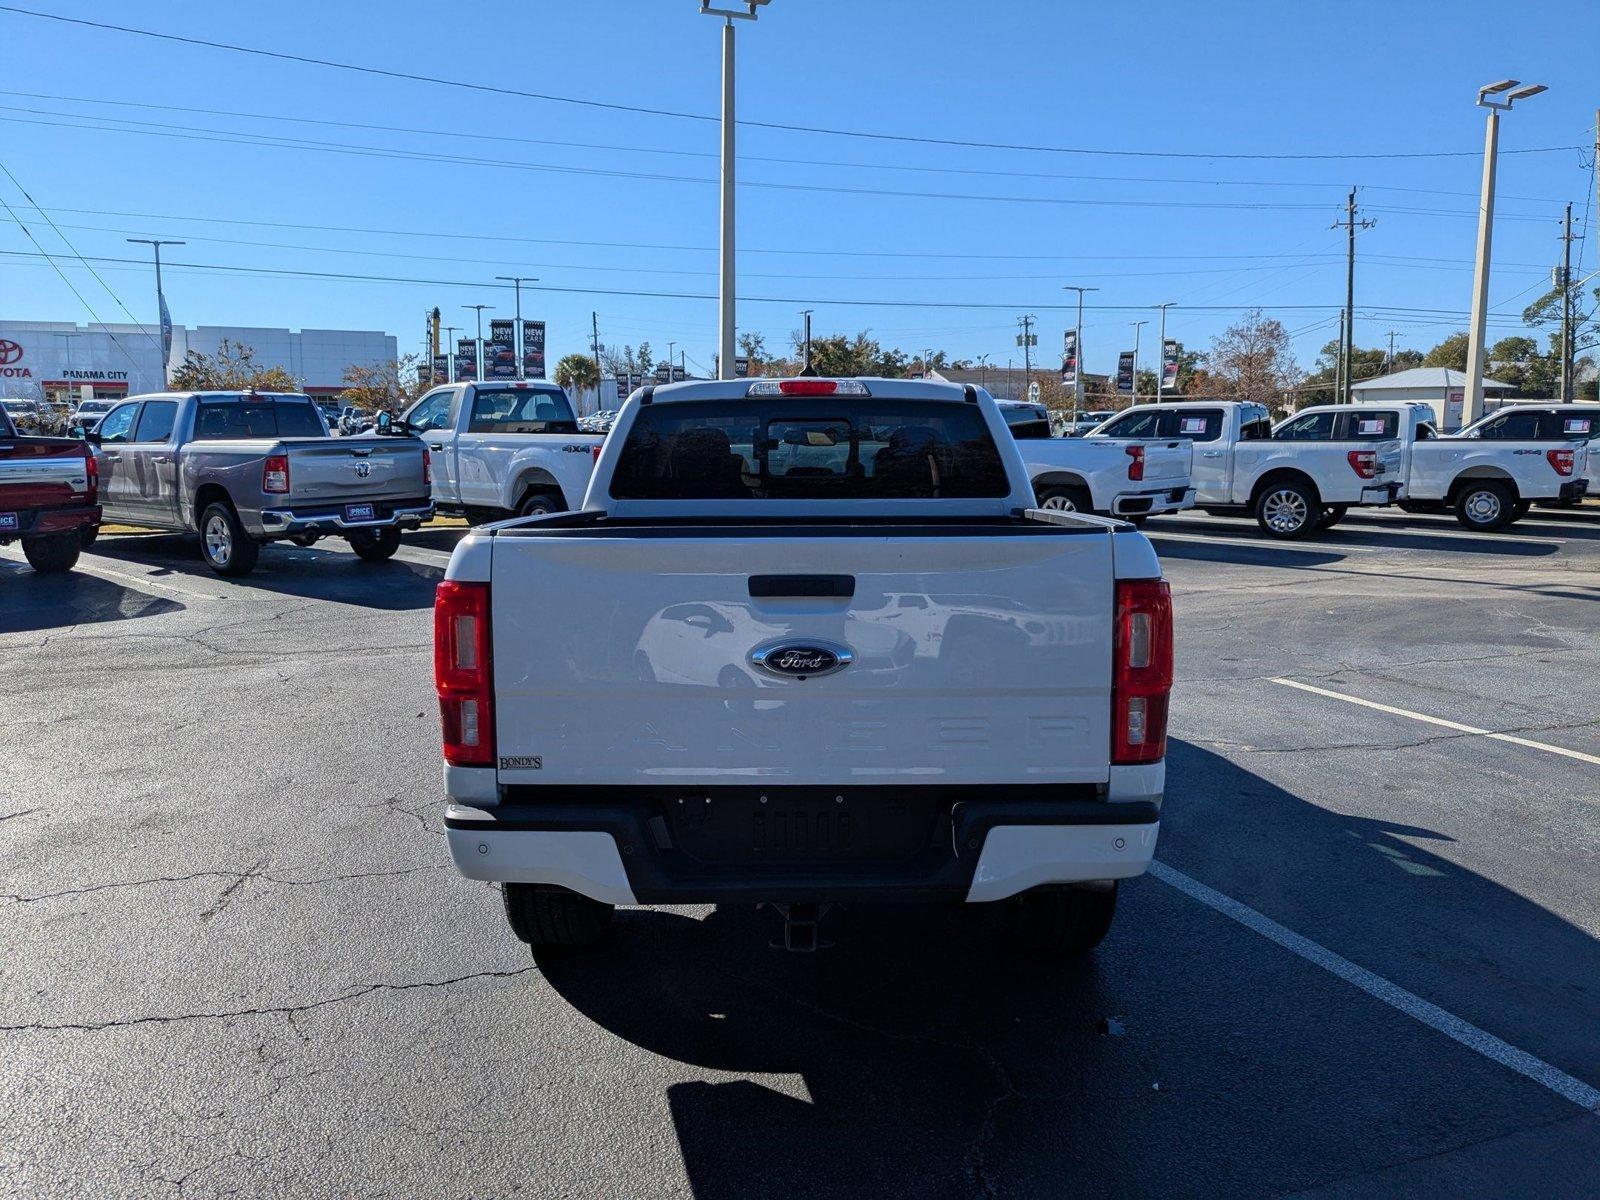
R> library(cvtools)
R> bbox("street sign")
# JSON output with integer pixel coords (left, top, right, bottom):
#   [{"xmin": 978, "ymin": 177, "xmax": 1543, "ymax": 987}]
[{"xmin": 1028, "ymin": 381, "xmax": 1041, "ymax": 402}]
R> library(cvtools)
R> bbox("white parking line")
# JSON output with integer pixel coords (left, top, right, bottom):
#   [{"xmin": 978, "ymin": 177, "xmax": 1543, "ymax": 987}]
[
  {"xmin": 1149, "ymin": 860, "xmax": 1600, "ymax": 1112},
  {"xmin": 1270, "ymin": 677, "xmax": 1600, "ymax": 768},
  {"xmin": 1149, "ymin": 531, "xmax": 1379, "ymax": 554},
  {"xmin": 0, "ymin": 551, "xmax": 226, "ymax": 601}
]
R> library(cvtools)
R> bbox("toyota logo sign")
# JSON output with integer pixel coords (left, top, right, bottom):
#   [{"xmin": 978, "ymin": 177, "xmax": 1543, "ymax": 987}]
[{"xmin": 0, "ymin": 340, "xmax": 21, "ymax": 366}]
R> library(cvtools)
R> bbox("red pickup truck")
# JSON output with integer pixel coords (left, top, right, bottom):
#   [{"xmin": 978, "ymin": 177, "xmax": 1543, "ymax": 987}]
[{"xmin": 0, "ymin": 405, "xmax": 101, "ymax": 574}]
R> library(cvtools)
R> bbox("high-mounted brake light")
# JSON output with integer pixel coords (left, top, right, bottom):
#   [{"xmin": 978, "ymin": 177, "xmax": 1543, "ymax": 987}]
[
  {"xmin": 83, "ymin": 447, "xmax": 98, "ymax": 504},
  {"xmin": 1546, "ymin": 448, "xmax": 1575, "ymax": 476},
  {"xmin": 435, "ymin": 581, "xmax": 494, "ymax": 767},
  {"xmin": 1125, "ymin": 445, "xmax": 1145, "ymax": 482},
  {"xmin": 746, "ymin": 379, "xmax": 871, "ymax": 397},
  {"xmin": 1347, "ymin": 449, "xmax": 1379, "ymax": 479},
  {"xmin": 422, "ymin": 446, "xmax": 432, "ymax": 486},
  {"xmin": 263, "ymin": 454, "xmax": 290, "ymax": 494},
  {"xmin": 1112, "ymin": 579, "xmax": 1173, "ymax": 766}
]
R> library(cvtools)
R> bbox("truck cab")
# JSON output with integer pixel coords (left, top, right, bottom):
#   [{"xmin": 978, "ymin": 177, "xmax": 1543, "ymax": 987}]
[{"xmin": 403, "ymin": 380, "xmax": 604, "ymax": 521}]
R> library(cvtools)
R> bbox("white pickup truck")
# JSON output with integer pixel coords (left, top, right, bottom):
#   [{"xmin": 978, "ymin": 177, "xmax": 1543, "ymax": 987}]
[
  {"xmin": 992, "ymin": 396, "xmax": 1196, "ymax": 522},
  {"xmin": 402, "ymin": 381, "xmax": 603, "ymax": 521},
  {"xmin": 437, "ymin": 377, "xmax": 1172, "ymax": 955},
  {"xmin": 1282, "ymin": 401, "xmax": 1590, "ymax": 531},
  {"xmin": 1089, "ymin": 400, "xmax": 1403, "ymax": 537}
]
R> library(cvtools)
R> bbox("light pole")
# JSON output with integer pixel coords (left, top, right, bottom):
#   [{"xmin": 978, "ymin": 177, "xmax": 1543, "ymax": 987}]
[
  {"xmin": 1154, "ymin": 302, "xmax": 1175, "ymax": 400},
  {"xmin": 495, "ymin": 276, "xmax": 538, "ymax": 379},
  {"xmin": 126, "ymin": 238, "xmax": 184, "ymax": 388},
  {"xmin": 1129, "ymin": 320, "xmax": 1148, "ymax": 404},
  {"xmin": 1464, "ymin": 78, "xmax": 1547, "ymax": 426},
  {"xmin": 977, "ymin": 353, "xmax": 990, "ymax": 393},
  {"xmin": 1062, "ymin": 285, "xmax": 1098, "ymax": 416},
  {"xmin": 463, "ymin": 305, "xmax": 493, "ymax": 382},
  {"xmin": 443, "ymin": 326, "xmax": 461, "ymax": 383},
  {"xmin": 668, "ymin": 341, "xmax": 677, "ymax": 382},
  {"xmin": 799, "ymin": 309, "xmax": 813, "ymax": 373},
  {"xmin": 701, "ymin": 1, "xmax": 771, "ymax": 379}
]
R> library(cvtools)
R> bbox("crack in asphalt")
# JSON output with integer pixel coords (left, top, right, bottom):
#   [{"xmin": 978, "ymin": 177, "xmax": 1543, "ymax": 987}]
[
  {"xmin": 0, "ymin": 965, "xmax": 540, "ymax": 1034},
  {"xmin": 0, "ymin": 807, "xmax": 38, "ymax": 822},
  {"xmin": 0, "ymin": 864, "xmax": 446, "ymax": 905}
]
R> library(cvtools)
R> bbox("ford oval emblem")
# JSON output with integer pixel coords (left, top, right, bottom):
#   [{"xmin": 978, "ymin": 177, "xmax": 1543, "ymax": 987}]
[{"xmin": 750, "ymin": 640, "xmax": 853, "ymax": 680}]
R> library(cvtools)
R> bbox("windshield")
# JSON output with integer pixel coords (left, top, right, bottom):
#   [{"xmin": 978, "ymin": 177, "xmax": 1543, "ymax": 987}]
[
  {"xmin": 193, "ymin": 397, "xmax": 326, "ymax": 440},
  {"xmin": 610, "ymin": 397, "xmax": 1010, "ymax": 501}
]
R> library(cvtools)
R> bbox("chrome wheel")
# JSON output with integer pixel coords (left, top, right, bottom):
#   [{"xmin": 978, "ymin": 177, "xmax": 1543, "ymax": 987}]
[
  {"xmin": 1039, "ymin": 494, "xmax": 1078, "ymax": 512},
  {"xmin": 1463, "ymin": 489, "xmax": 1501, "ymax": 525},
  {"xmin": 1262, "ymin": 488, "xmax": 1310, "ymax": 534},
  {"xmin": 203, "ymin": 512, "xmax": 232, "ymax": 566}
]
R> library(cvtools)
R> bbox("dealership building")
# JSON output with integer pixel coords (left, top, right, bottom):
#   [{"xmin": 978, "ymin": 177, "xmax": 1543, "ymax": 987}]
[{"xmin": 0, "ymin": 320, "xmax": 399, "ymax": 407}]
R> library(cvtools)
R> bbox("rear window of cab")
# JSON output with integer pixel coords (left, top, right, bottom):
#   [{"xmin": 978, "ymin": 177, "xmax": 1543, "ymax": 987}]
[{"xmin": 609, "ymin": 398, "xmax": 1010, "ymax": 500}]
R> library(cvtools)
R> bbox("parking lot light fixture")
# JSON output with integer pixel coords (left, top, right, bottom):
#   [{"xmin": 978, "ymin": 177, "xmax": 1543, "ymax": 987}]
[
  {"xmin": 1464, "ymin": 79, "xmax": 1546, "ymax": 426},
  {"xmin": 495, "ymin": 277, "xmax": 538, "ymax": 379},
  {"xmin": 126, "ymin": 238, "xmax": 184, "ymax": 388},
  {"xmin": 463, "ymin": 305, "xmax": 493, "ymax": 382},
  {"xmin": 1062, "ymin": 285, "xmax": 1099, "ymax": 415}
]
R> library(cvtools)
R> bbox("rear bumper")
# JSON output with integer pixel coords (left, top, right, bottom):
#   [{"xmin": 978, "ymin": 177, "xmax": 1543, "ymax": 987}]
[
  {"xmin": 257, "ymin": 497, "xmax": 433, "ymax": 537},
  {"xmin": 1358, "ymin": 482, "xmax": 1403, "ymax": 506},
  {"xmin": 0, "ymin": 503, "xmax": 100, "ymax": 541},
  {"xmin": 444, "ymin": 789, "xmax": 1161, "ymax": 905},
  {"xmin": 1111, "ymin": 486, "xmax": 1195, "ymax": 517},
  {"xmin": 1559, "ymin": 480, "xmax": 1589, "ymax": 501}
]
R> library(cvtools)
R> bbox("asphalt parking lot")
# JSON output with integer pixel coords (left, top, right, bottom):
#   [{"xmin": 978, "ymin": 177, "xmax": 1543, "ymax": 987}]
[{"xmin": 4, "ymin": 507, "xmax": 1599, "ymax": 1199}]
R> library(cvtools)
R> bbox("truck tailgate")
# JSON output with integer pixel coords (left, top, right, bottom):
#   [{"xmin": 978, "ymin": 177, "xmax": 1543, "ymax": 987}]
[
  {"xmin": 285, "ymin": 439, "xmax": 427, "ymax": 503},
  {"xmin": 1134, "ymin": 439, "xmax": 1191, "ymax": 482},
  {"xmin": 0, "ymin": 439, "xmax": 90, "ymax": 508},
  {"xmin": 489, "ymin": 525, "xmax": 1115, "ymax": 787}
]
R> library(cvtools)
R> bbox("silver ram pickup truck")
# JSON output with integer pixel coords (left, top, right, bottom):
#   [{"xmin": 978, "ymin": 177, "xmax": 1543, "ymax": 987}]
[{"xmin": 84, "ymin": 391, "xmax": 433, "ymax": 576}]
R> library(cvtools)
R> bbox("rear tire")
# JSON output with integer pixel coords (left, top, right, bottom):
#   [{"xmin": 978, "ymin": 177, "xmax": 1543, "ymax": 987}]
[
  {"xmin": 1011, "ymin": 884, "xmax": 1118, "ymax": 955},
  {"xmin": 1510, "ymin": 499, "xmax": 1531, "ymax": 522},
  {"xmin": 78, "ymin": 524, "xmax": 99, "ymax": 550},
  {"xmin": 1036, "ymin": 485, "xmax": 1094, "ymax": 515},
  {"xmin": 199, "ymin": 501, "xmax": 259, "ymax": 577},
  {"xmin": 348, "ymin": 526, "xmax": 401, "ymax": 562},
  {"xmin": 1453, "ymin": 481, "xmax": 1515, "ymax": 532},
  {"xmin": 503, "ymin": 884, "xmax": 613, "ymax": 949},
  {"xmin": 1316, "ymin": 504, "xmax": 1348, "ymax": 530},
  {"xmin": 1254, "ymin": 480, "xmax": 1319, "ymax": 539},
  {"xmin": 21, "ymin": 532, "xmax": 80, "ymax": 574},
  {"xmin": 517, "ymin": 491, "xmax": 562, "ymax": 519}
]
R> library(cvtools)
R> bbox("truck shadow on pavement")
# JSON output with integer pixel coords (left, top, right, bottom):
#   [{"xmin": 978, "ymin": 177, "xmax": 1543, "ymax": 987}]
[
  {"xmin": 1148, "ymin": 520, "xmax": 1563, "ymax": 560},
  {"xmin": 85, "ymin": 534, "xmax": 442, "ymax": 610},
  {"xmin": 535, "ymin": 741, "xmax": 1600, "ymax": 1199},
  {"xmin": 0, "ymin": 560, "xmax": 182, "ymax": 633}
]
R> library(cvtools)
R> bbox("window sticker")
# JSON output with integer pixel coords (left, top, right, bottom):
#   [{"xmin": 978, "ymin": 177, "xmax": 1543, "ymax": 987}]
[
  {"xmin": 1563, "ymin": 417, "xmax": 1593, "ymax": 435},
  {"xmin": 1179, "ymin": 416, "xmax": 1208, "ymax": 434},
  {"xmin": 1357, "ymin": 418, "xmax": 1386, "ymax": 435}
]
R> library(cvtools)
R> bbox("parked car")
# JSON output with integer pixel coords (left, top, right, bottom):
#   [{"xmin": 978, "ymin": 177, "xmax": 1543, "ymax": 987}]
[
  {"xmin": 71, "ymin": 398, "xmax": 118, "ymax": 434},
  {"xmin": 1451, "ymin": 403, "xmax": 1598, "ymax": 511},
  {"xmin": 339, "ymin": 407, "xmax": 373, "ymax": 436},
  {"xmin": 314, "ymin": 399, "xmax": 342, "ymax": 431},
  {"xmin": 2, "ymin": 399, "xmax": 41, "ymax": 431},
  {"xmin": 437, "ymin": 376, "xmax": 1171, "ymax": 954},
  {"xmin": 84, "ymin": 391, "xmax": 433, "ymax": 576},
  {"xmin": 403, "ymin": 380, "xmax": 602, "ymax": 521},
  {"xmin": 1066, "ymin": 410, "xmax": 1115, "ymax": 437},
  {"xmin": 1088, "ymin": 400, "xmax": 1401, "ymax": 537},
  {"xmin": 990, "ymin": 393, "xmax": 1196, "ymax": 521},
  {"xmin": 0, "ymin": 402, "xmax": 100, "ymax": 573}
]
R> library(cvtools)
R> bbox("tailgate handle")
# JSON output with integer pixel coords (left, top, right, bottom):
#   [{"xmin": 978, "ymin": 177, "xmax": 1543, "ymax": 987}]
[{"xmin": 748, "ymin": 574, "xmax": 855, "ymax": 598}]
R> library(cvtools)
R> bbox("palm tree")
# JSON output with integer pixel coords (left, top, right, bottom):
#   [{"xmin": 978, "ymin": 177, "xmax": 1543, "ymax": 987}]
[{"xmin": 554, "ymin": 353, "xmax": 599, "ymax": 394}]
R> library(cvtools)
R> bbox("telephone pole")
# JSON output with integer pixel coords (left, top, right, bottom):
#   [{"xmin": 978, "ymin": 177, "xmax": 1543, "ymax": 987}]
[
  {"xmin": 1559, "ymin": 202, "xmax": 1577, "ymax": 402},
  {"xmin": 1018, "ymin": 315, "xmax": 1037, "ymax": 391},
  {"xmin": 799, "ymin": 309, "xmax": 813, "ymax": 372},
  {"xmin": 590, "ymin": 312, "xmax": 603, "ymax": 417},
  {"xmin": 1386, "ymin": 330, "xmax": 1398, "ymax": 375},
  {"xmin": 1332, "ymin": 188, "xmax": 1376, "ymax": 403}
]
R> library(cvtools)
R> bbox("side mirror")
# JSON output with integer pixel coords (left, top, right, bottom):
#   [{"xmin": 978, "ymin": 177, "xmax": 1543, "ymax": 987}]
[
  {"xmin": 376, "ymin": 411, "xmax": 393, "ymax": 433},
  {"xmin": 83, "ymin": 428, "xmax": 101, "ymax": 445},
  {"xmin": 69, "ymin": 425, "xmax": 85, "ymax": 440}
]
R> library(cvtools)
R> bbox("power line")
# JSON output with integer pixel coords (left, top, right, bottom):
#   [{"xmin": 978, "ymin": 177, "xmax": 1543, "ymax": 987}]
[{"xmin": 0, "ymin": 6, "xmax": 1584, "ymax": 162}]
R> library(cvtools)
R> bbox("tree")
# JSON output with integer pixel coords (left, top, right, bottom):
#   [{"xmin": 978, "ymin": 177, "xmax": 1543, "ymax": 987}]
[
  {"xmin": 340, "ymin": 354, "xmax": 426, "ymax": 413},
  {"xmin": 168, "ymin": 339, "xmax": 300, "ymax": 392},
  {"xmin": 1423, "ymin": 332, "xmax": 1470, "ymax": 371},
  {"xmin": 738, "ymin": 332, "xmax": 768, "ymax": 373},
  {"xmin": 1194, "ymin": 309, "xmax": 1303, "ymax": 415},
  {"xmin": 554, "ymin": 353, "xmax": 599, "ymax": 394},
  {"xmin": 1299, "ymin": 339, "xmax": 1391, "ymax": 406},
  {"xmin": 636, "ymin": 342, "xmax": 654, "ymax": 376}
]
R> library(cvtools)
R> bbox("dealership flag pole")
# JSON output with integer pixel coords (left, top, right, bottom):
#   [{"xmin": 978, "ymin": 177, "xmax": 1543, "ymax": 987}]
[{"xmin": 127, "ymin": 238, "xmax": 184, "ymax": 388}]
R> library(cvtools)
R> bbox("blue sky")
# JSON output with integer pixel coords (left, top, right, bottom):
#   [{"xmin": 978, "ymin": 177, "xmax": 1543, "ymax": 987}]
[{"xmin": 1, "ymin": 0, "xmax": 1596, "ymax": 378}]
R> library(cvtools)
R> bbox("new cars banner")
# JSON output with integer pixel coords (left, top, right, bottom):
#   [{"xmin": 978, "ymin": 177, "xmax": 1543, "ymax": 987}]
[
  {"xmin": 1061, "ymin": 329, "xmax": 1078, "ymax": 385},
  {"xmin": 455, "ymin": 337, "xmax": 477, "ymax": 382},
  {"xmin": 523, "ymin": 321, "xmax": 546, "ymax": 378},
  {"xmin": 1116, "ymin": 351, "xmax": 1135, "ymax": 394},
  {"xmin": 488, "ymin": 320, "xmax": 517, "ymax": 378},
  {"xmin": 1162, "ymin": 340, "xmax": 1181, "ymax": 393},
  {"xmin": 432, "ymin": 354, "xmax": 450, "ymax": 383}
]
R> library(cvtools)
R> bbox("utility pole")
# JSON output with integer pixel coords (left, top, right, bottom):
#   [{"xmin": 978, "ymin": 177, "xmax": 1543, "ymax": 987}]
[
  {"xmin": 443, "ymin": 326, "xmax": 460, "ymax": 383},
  {"xmin": 495, "ymin": 276, "xmax": 538, "ymax": 380},
  {"xmin": 1386, "ymin": 330, "xmax": 1398, "ymax": 375},
  {"xmin": 1332, "ymin": 188, "xmax": 1375, "ymax": 403},
  {"xmin": 591, "ymin": 312, "xmax": 603, "ymax": 418},
  {"xmin": 799, "ymin": 309, "xmax": 813, "ymax": 372},
  {"xmin": 1018, "ymin": 315, "xmax": 1036, "ymax": 393},
  {"xmin": 1155, "ymin": 301, "xmax": 1175, "ymax": 400},
  {"xmin": 977, "ymin": 353, "xmax": 990, "ymax": 393},
  {"xmin": 667, "ymin": 341, "xmax": 677, "ymax": 383},
  {"xmin": 126, "ymin": 238, "xmax": 184, "ymax": 388},
  {"xmin": 1129, "ymin": 320, "xmax": 1148, "ymax": 403},
  {"xmin": 1335, "ymin": 310, "xmax": 1346, "ymax": 402},
  {"xmin": 1559, "ymin": 202, "xmax": 1576, "ymax": 402},
  {"xmin": 1062, "ymin": 285, "xmax": 1098, "ymax": 416},
  {"xmin": 462, "ymin": 304, "xmax": 492, "ymax": 381},
  {"xmin": 1466, "ymin": 79, "xmax": 1548, "ymax": 424}
]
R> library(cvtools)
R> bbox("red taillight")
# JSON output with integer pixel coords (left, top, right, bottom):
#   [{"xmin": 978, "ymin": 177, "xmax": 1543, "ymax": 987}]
[
  {"xmin": 1125, "ymin": 445, "xmax": 1145, "ymax": 482},
  {"xmin": 83, "ymin": 449, "xmax": 98, "ymax": 504},
  {"xmin": 435, "ymin": 581, "xmax": 494, "ymax": 767},
  {"xmin": 263, "ymin": 454, "xmax": 290, "ymax": 494},
  {"xmin": 1347, "ymin": 449, "xmax": 1379, "ymax": 479},
  {"xmin": 592, "ymin": 444, "xmax": 603, "ymax": 465},
  {"xmin": 422, "ymin": 446, "xmax": 432, "ymax": 485},
  {"xmin": 1547, "ymin": 448, "xmax": 1575, "ymax": 476},
  {"xmin": 1112, "ymin": 579, "xmax": 1173, "ymax": 765}
]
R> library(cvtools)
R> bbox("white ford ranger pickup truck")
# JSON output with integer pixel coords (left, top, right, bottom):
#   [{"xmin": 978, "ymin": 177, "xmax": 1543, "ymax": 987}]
[{"xmin": 437, "ymin": 377, "xmax": 1173, "ymax": 954}]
